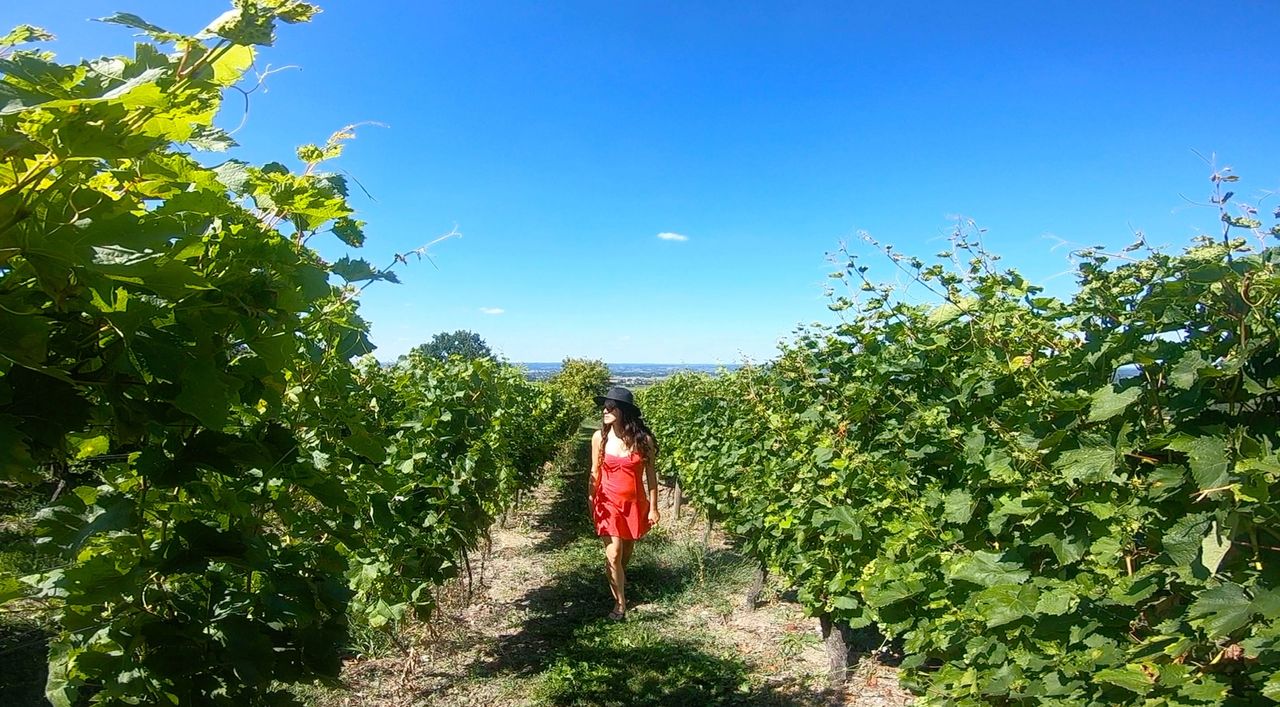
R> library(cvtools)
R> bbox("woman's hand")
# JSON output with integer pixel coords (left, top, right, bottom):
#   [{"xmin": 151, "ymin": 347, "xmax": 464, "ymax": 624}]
[{"xmin": 648, "ymin": 507, "xmax": 660, "ymax": 526}]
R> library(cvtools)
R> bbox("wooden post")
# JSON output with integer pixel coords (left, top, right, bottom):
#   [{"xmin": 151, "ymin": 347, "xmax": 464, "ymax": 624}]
[
  {"xmin": 702, "ymin": 513, "xmax": 713, "ymax": 548},
  {"xmin": 743, "ymin": 564, "xmax": 767, "ymax": 611},
  {"xmin": 479, "ymin": 530, "xmax": 493, "ymax": 587},
  {"xmin": 672, "ymin": 481, "xmax": 684, "ymax": 520}
]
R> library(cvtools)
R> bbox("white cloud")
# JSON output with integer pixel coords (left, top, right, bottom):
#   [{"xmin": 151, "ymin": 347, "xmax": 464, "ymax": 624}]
[
  {"xmin": 480, "ymin": 307, "xmax": 505, "ymax": 315},
  {"xmin": 656, "ymin": 232, "xmax": 689, "ymax": 242}
]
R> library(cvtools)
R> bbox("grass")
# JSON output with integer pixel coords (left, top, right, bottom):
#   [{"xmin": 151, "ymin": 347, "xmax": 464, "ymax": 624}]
[
  {"xmin": 531, "ymin": 621, "xmax": 755, "ymax": 706},
  {"xmin": 519, "ymin": 528, "xmax": 762, "ymax": 706}
]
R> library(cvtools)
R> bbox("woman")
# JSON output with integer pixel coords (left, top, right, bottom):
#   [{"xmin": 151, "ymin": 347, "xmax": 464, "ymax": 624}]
[{"xmin": 589, "ymin": 385, "xmax": 660, "ymax": 620}]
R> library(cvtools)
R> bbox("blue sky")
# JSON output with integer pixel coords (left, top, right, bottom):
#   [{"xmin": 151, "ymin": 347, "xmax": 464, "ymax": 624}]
[{"xmin": 9, "ymin": 2, "xmax": 1280, "ymax": 363}]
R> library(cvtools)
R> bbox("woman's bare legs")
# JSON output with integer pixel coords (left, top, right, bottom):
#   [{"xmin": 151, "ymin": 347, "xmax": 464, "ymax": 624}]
[
  {"xmin": 604, "ymin": 536, "xmax": 624, "ymax": 612},
  {"xmin": 604, "ymin": 536, "xmax": 636, "ymax": 614}
]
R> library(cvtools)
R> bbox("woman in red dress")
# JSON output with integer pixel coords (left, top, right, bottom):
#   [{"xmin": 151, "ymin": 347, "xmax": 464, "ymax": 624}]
[{"xmin": 589, "ymin": 386, "xmax": 659, "ymax": 620}]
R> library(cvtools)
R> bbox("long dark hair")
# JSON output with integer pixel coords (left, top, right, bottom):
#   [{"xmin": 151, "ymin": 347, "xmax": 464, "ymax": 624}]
[{"xmin": 598, "ymin": 402, "xmax": 658, "ymax": 469}]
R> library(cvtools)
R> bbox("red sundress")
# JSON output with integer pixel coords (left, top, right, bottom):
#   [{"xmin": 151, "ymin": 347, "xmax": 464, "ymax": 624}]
[{"xmin": 593, "ymin": 451, "xmax": 651, "ymax": 539}]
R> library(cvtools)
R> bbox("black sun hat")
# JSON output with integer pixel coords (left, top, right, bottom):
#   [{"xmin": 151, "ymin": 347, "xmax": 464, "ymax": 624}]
[{"xmin": 594, "ymin": 386, "xmax": 640, "ymax": 415}]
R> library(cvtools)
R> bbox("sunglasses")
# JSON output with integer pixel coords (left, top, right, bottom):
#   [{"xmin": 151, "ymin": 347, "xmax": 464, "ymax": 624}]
[{"xmin": 602, "ymin": 401, "xmax": 620, "ymax": 413}]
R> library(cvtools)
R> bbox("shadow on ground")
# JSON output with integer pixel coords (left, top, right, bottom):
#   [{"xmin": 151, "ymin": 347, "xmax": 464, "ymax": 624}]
[
  {"xmin": 527, "ymin": 436, "xmax": 596, "ymax": 554},
  {"xmin": 0, "ymin": 619, "xmax": 49, "ymax": 707},
  {"xmin": 457, "ymin": 437, "xmax": 827, "ymax": 706}
]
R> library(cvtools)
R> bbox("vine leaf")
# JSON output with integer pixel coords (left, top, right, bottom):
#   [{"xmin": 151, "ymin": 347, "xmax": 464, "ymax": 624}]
[
  {"xmin": 331, "ymin": 217, "xmax": 366, "ymax": 247},
  {"xmin": 174, "ymin": 358, "xmax": 235, "ymax": 429},
  {"xmin": 44, "ymin": 640, "xmax": 76, "ymax": 707},
  {"xmin": 96, "ymin": 13, "xmax": 182, "ymax": 43},
  {"xmin": 203, "ymin": 8, "xmax": 277, "ymax": 47},
  {"xmin": 66, "ymin": 493, "xmax": 135, "ymax": 554},
  {"xmin": 1108, "ymin": 572, "xmax": 1161, "ymax": 606},
  {"xmin": 1254, "ymin": 589, "xmax": 1280, "ymax": 621},
  {"xmin": 101, "ymin": 68, "xmax": 167, "ymax": 106},
  {"xmin": 70, "ymin": 434, "xmax": 109, "ymax": 461},
  {"xmin": 331, "ymin": 256, "xmax": 399, "ymax": 284},
  {"xmin": 1163, "ymin": 512, "xmax": 1212, "ymax": 570},
  {"xmin": 1168, "ymin": 436, "xmax": 1231, "ymax": 491},
  {"xmin": 187, "ymin": 125, "xmax": 237, "ymax": 151},
  {"xmin": 974, "ymin": 584, "xmax": 1039, "ymax": 627},
  {"xmin": 942, "ymin": 489, "xmax": 973, "ymax": 525},
  {"xmin": 91, "ymin": 245, "xmax": 158, "ymax": 267},
  {"xmin": 1200, "ymin": 519, "xmax": 1233, "ymax": 575},
  {"xmin": 1055, "ymin": 447, "xmax": 1117, "ymax": 485},
  {"xmin": 1035, "ymin": 585, "xmax": 1078, "ymax": 615},
  {"xmin": 1, "ymin": 25, "xmax": 54, "ymax": 48},
  {"xmin": 1031, "ymin": 532, "xmax": 1086, "ymax": 566},
  {"xmin": 1265, "ymin": 672, "xmax": 1280, "ymax": 702},
  {"xmin": 212, "ymin": 159, "xmax": 252, "ymax": 193},
  {"xmin": 815, "ymin": 505, "xmax": 862, "ymax": 540},
  {"xmin": 1169, "ymin": 350, "xmax": 1208, "ymax": 389},
  {"xmin": 1187, "ymin": 583, "xmax": 1252, "ymax": 638},
  {"xmin": 211, "ymin": 44, "xmax": 254, "ymax": 86},
  {"xmin": 1087, "ymin": 384, "xmax": 1141, "ymax": 423},
  {"xmin": 1094, "ymin": 664, "xmax": 1154, "ymax": 695},
  {"xmin": 944, "ymin": 551, "xmax": 1029, "ymax": 587}
]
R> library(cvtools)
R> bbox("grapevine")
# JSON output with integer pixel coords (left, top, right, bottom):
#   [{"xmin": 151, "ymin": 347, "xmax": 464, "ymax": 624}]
[
  {"xmin": 0, "ymin": 5, "xmax": 579, "ymax": 704},
  {"xmin": 641, "ymin": 204, "xmax": 1280, "ymax": 705}
]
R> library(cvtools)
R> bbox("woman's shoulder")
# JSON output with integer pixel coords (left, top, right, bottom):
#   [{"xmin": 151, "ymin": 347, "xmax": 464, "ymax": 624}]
[{"xmin": 591, "ymin": 429, "xmax": 602, "ymax": 444}]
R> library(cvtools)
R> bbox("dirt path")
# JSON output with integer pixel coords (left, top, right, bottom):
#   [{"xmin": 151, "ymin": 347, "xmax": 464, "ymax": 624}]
[{"xmin": 305, "ymin": 441, "xmax": 911, "ymax": 706}]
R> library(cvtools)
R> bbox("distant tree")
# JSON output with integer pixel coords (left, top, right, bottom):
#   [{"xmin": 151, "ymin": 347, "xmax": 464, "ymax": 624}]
[
  {"xmin": 411, "ymin": 330, "xmax": 494, "ymax": 361},
  {"xmin": 546, "ymin": 358, "xmax": 611, "ymax": 418}
]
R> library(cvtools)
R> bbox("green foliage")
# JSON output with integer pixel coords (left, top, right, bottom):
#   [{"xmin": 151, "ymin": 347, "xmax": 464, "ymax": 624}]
[
  {"xmin": 640, "ymin": 179, "xmax": 1280, "ymax": 705},
  {"xmin": 545, "ymin": 357, "xmax": 612, "ymax": 419},
  {"xmin": 533, "ymin": 624, "xmax": 754, "ymax": 706},
  {"xmin": 410, "ymin": 329, "xmax": 494, "ymax": 362},
  {"xmin": 0, "ymin": 5, "xmax": 578, "ymax": 704}
]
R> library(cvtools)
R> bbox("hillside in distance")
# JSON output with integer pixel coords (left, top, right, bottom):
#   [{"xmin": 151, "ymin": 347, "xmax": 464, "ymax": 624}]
[{"xmin": 520, "ymin": 362, "xmax": 740, "ymax": 387}]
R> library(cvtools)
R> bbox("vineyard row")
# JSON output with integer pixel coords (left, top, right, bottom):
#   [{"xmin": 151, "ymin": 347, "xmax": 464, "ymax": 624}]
[
  {"xmin": 640, "ymin": 221, "xmax": 1280, "ymax": 706},
  {"xmin": 0, "ymin": 7, "xmax": 590, "ymax": 704}
]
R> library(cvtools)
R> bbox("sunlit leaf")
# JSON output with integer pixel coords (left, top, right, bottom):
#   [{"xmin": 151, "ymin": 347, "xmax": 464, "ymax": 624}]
[
  {"xmin": 1188, "ymin": 583, "xmax": 1253, "ymax": 638},
  {"xmin": 1087, "ymin": 383, "xmax": 1142, "ymax": 423},
  {"xmin": 1200, "ymin": 519, "xmax": 1232, "ymax": 575},
  {"xmin": 1094, "ymin": 664, "xmax": 1154, "ymax": 695},
  {"xmin": 945, "ymin": 551, "xmax": 1029, "ymax": 588}
]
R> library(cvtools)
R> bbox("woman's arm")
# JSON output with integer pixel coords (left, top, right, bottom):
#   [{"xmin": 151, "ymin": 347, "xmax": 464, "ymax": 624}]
[{"xmin": 645, "ymin": 457, "xmax": 660, "ymax": 525}]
